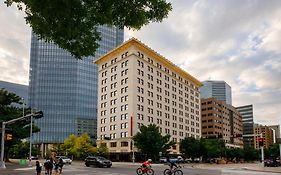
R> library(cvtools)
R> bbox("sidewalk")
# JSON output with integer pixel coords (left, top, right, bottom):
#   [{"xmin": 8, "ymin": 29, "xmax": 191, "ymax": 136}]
[{"xmin": 193, "ymin": 162, "xmax": 281, "ymax": 174}]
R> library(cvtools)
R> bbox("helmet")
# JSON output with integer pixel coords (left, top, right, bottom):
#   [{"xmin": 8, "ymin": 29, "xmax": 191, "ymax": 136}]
[{"xmin": 148, "ymin": 159, "xmax": 152, "ymax": 162}]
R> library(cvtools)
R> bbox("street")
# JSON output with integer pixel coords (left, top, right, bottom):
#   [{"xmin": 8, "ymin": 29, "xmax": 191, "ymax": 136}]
[{"xmin": 1, "ymin": 161, "xmax": 280, "ymax": 175}]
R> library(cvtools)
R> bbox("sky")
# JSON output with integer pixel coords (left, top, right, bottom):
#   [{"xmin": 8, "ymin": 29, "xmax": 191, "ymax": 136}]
[{"xmin": 0, "ymin": 1, "xmax": 280, "ymax": 129}]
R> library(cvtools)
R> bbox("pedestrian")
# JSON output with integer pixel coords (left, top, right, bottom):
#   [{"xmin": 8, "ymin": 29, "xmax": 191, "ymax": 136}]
[
  {"xmin": 36, "ymin": 160, "xmax": 42, "ymax": 175},
  {"xmin": 44, "ymin": 157, "xmax": 54, "ymax": 175}
]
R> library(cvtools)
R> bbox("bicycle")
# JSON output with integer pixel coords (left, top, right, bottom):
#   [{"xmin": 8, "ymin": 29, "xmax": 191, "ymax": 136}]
[
  {"xmin": 136, "ymin": 165, "xmax": 154, "ymax": 175},
  {"xmin": 164, "ymin": 165, "xmax": 183, "ymax": 175}
]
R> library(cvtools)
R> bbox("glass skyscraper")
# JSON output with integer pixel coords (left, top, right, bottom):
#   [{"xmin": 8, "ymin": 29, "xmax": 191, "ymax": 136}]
[
  {"xmin": 200, "ymin": 80, "xmax": 232, "ymax": 105},
  {"xmin": 29, "ymin": 26, "xmax": 124, "ymax": 145}
]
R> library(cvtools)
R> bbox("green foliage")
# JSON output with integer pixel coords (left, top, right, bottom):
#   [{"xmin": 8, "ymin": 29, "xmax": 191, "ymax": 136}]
[
  {"xmin": 62, "ymin": 133, "xmax": 106, "ymax": 159},
  {"xmin": 0, "ymin": 88, "xmax": 40, "ymax": 160},
  {"xmin": 225, "ymin": 148, "xmax": 244, "ymax": 160},
  {"xmin": 265, "ymin": 144, "xmax": 280, "ymax": 159},
  {"xmin": 4, "ymin": 0, "xmax": 172, "ymax": 59},
  {"xmin": 243, "ymin": 145, "xmax": 259, "ymax": 161},
  {"xmin": 180, "ymin": 137, "xmax": 201, "ymax": 158},
  {"xmin": 201, "ymin": 138, "xmax": 226, "ymax": 159},
  {"xmin": 9, "ymin": 141, "xmax": 40, "ymax": 159},
  {"xmin": 133, "ymin": 124, "xmax": 175, "ymax": 160}
]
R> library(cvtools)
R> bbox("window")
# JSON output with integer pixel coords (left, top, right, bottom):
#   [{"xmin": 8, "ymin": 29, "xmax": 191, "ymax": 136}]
[
  {"xmin": 111, "ymin": 58, "xmax": 117, "ymax": 64},
  {"xmin": 121, "ymin": 132, "xmax": 128, "ymax": 138},
  {"xmin": 121, "ymin": 60, "xmax": 128, "ymax": 68},
  {"xmin": 121, "ymin": 104, "xmax": 128, "ymax": 111},
  {"xmin": 121, "ymin": 113, "xmax": 128, "ymax": 120},
  {"xmin": 121, "ymin": 141, "xmax": 128, "ymax": 147},
  {"xmin": 110, "ymin": 142, "xmax": 117, "ymax": 147}
]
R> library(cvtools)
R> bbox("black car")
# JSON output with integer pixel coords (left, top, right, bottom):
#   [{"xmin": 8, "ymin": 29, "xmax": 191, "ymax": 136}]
[
  {"xmin": 264, "ymin": 159, "xmax": 280, "ymax": 167},
  {"xmin": 85, "ymin": 156, "xmax": 112, "ymax": 168}
]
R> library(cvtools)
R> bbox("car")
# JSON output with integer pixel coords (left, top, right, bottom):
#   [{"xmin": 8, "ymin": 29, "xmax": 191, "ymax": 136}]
[
  {"xmin": 177, "ymin": 156, "xmax": 184, "ymax": 163},
  {"xmin": 30, "ymin": 156, "xmax": 39, "ymax": 160},
  {"xmin": 185, "ymin": 158, "xmax": 192, "ymax": 163},
  {"xmin": 193, "ymin": 157, "xmax": 200, "ymax": 163},
  {"xmin": 56, "ymin": 156, "xmax": 72, "ymax": 164},
  {"xmin": 159, "ymin": 157, "xmax": 167, "ymax": 163},
  {"xmin": 264, "ymin": 159, "xmax": 280, "ymax": 167},
  {"xmin": 85, "ymin": 156, "xmax": 112, "ymax": 168}
]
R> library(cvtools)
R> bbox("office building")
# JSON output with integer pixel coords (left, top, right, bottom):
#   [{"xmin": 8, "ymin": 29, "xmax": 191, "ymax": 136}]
[
  {"xmin": 95, "ymin": 38, "xmax": 202, "ymax": 156},
  {"xmin": 29, "ymin": 26, "xmax": 124, "ymax": 149},
  {"xmin": 254, "ymin": 124, "xmax": 274, "ymax": 149},
  {"xmin": 236, "ymin": 105, "xmax": 254, "ymax": 148},
  {"xmin": 201, "ymin": 97, "xmax": 243, "ymax": 148},
  {"xmin": 200, "ymin": 80, "xmax": 232, "ymax": 105},
  {"xmin": 0, "ymin": 80, "xmax": 28, "ymax": 106}
]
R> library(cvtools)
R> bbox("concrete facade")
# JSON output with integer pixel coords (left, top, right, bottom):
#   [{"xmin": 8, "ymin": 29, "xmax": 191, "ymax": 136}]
[
  {"xmin": 201, "ymin": 97, "xmax": 243, "ymax": 148},
  {"xmin": 95, "ymin": 38, "xmax": 202, "ymax": 154},
  {"xmin": 254, "ymin": 124, "xmax": 274, "ymax": 149}
]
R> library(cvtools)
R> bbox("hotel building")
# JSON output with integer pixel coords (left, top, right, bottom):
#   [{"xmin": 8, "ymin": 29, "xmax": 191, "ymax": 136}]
[{"xmin": 95, "ymin": 38, "xmax": 202, "ymax": 156}]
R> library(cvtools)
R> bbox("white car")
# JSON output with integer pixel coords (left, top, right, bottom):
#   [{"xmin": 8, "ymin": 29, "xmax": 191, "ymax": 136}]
[{"xmin": 56, "ymin": 156, "xmax": 72, "ymax": 164}]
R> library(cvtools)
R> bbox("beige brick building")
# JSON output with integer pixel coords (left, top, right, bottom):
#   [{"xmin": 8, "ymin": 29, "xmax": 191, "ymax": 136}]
[
  {"xmin": 94, "ymin": 38, "xmax": 202, "ymax": 156},
  {"xmin": 201, "ymin": 98, "xmax": 243, "ymax": 148},
  {"xmin": 254, "ymin": 124, "xmax": 274, "ymax": 149}
]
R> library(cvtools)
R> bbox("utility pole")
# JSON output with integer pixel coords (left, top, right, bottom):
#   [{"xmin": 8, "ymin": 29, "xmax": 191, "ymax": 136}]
[{"xmin": 29, "ymin": 113, "xmax": 33, "ymax": 166}]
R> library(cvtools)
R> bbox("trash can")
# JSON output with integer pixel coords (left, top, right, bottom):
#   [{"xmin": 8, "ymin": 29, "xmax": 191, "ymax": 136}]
[{"xmin": 19, "ymin": 159, "xmax": 27, "ymax": 167}]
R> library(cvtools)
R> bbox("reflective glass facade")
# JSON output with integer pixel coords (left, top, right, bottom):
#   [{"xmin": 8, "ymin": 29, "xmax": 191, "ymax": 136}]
[
  {"xmin": 29, "ymin": 26, "xmax": 124, "ymax": 144},
  {"xmin": 200, "ymin": 80, "xmax": 232, "ymax": 105}
]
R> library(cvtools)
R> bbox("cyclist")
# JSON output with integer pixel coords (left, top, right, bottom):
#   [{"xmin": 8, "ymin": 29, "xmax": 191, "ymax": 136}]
[
  {"xmin": 142, "ymin": 159, "xmax": 152, "ymax": 169},
  {"xmin": 166, "ymin": 156, "xmax": 178, "ymax": 172}
]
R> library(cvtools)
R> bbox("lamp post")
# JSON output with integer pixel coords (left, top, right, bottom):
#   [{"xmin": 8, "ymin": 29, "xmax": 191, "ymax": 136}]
[{"xmin": 29, "ymin": 110, "xmax": 33, "ymax": 166}]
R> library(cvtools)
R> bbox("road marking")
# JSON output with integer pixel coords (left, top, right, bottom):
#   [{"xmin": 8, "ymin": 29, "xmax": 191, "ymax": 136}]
[{"xmin": 15, "ymin": 167, "xmax": 34, "ymax": 171}]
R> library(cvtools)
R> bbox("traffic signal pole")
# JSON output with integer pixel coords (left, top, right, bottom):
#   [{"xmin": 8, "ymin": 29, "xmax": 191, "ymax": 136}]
[
  {"xmin": 0, "ymin": 122, "xmax": 5, "ymax": 169},
  {"xmin": 0, "ymin": 112, "xmax": 43, "ymax": 169}
]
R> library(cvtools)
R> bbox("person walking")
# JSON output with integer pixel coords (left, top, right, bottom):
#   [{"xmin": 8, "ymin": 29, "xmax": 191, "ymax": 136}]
[{"xmin": 35, "ymin": 161, "xmax": 42, "ymax": 175}]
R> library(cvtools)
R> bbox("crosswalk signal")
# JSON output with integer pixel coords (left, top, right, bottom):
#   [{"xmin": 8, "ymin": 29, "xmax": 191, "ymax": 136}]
[{"xmin": 6, "ymin": 133, "xmax": 13, "ymax": 140}]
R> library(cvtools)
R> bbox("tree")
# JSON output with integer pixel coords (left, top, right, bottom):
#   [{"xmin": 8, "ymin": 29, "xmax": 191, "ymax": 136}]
[
  {"xmin": 0, "ymin": 88, "xmax": 40, "ymax": 161},
  {"xmin": 201, "ymin": 138, "xmax": 226, "ymax": 159},
  {"xmin": 133, "ymin": 124, "xmax": 175, "ymax": 161},
  {"xmin": 9, "ymin": 141, "xmax": 40, "ymax": 159},
  {"xmin": 62, "ymin": 133, "xmax": 99, "ymax": 159},
  {"xmin": 4, "ymin": 0, "xmax": 172, "ymax": 59},
  {"xmin": 180, "ymin": 137, "xmax": 201, "ymax": 159},
  {"xmin": 265, "ymin": 144, "xmax": 280, "ymax": 159},
  {"xmin": 243, "ymin": 145, "xmax": 259, "ymax": 161}
]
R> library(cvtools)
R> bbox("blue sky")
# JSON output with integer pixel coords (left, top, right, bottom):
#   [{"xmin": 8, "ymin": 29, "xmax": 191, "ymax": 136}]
[{"xmin": 0, "ymin": 0, "xmax": 280, "ymax": 129}]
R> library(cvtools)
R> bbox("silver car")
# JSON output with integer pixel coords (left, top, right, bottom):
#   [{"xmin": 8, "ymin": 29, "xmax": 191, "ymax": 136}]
[{"xmin": 56, "ymin": 156, "xmax": 72, "ymax": 164}]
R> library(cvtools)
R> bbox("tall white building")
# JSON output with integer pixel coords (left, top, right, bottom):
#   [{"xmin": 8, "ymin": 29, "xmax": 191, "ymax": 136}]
[{"xmin": 95, "ymin": 38, "xmax": 202, "ymax": 156}]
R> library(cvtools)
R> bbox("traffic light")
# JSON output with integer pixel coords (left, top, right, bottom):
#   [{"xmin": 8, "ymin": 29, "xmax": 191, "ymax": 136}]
[
  {"xmin": 33, "ymin": 111, "xmax": 43, "ymax": 119},
  {"xmin": 6, "ymin": 133, "xmax": 13, "ymax": 140},
  {"xmin": 258, "ymin": 138, "xmax": 264, "ymax": 147}
]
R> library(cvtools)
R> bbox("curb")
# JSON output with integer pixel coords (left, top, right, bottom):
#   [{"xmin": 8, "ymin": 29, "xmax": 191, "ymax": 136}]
[{"xmin": 242, "ymin": 167, "xmax": 281, "ymax": 174}]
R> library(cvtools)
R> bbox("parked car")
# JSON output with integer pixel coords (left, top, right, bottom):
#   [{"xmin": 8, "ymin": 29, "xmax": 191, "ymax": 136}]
[
  {"xmin": 185, "ymin": 158, "xmax": 192, "ymax": 163},
  {"xmin": 193, "ymin": 157, "xmax": 200, "ymax": 163},
  {"xmin": 30, "ymin": 156, "xmax": 39, "ymax": 160},
  {"xmin": 85, "ymin": 156, "xmax": 112, "ymax": 168},
  {"xmin": 56, "ymin": 156, "xmax": 72, "ymax": 164},
  {"xmin": 264, "ymin": 159, "xmax": 280, "ymax": 167},
  {"xmin": 159, "ymin": 157, "xmax": 167, "ymax": 163},
  {"xmin": 177, "ymin": 156, "xmax": 184, "ymax": 163}
]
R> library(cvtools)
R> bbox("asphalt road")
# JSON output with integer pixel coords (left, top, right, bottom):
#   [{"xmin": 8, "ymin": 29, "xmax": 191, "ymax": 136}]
[{"xmin": 0, "ymin": 162, "xmax": 280, "ymax": 175}]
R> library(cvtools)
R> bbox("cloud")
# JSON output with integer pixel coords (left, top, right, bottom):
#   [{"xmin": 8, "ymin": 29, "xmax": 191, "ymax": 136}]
[
  {"xmin": 0, "ymin": 1, "xmax": 280, "ymax": 128},
  {"xmin": 0, "ymin": 3, "xmax": 31, "ymax": 85},
  {"xmin": 126, "ymin": 0, "xmax": 281, "ymax": 127}
]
